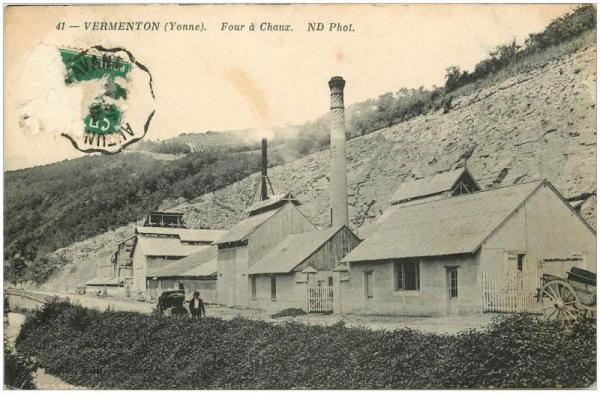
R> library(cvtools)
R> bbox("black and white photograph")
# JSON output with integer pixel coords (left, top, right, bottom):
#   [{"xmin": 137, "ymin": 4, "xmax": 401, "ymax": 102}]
[{"xmin": 2, "ymin": 2, "xmax": 598, "ymax": 391}]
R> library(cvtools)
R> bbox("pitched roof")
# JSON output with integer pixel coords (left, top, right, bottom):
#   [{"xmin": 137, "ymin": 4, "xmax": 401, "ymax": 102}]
[
  {"xmin": 149, "ymin": 210, "xmax": 185, "ymax": 215},
  {"xmin": 248, "ymin": 226, "xmax": 347, "ymax": 274},
  {"xmin": 388, "ymin": 168, "xmax": 477, "ymax": 205},
  {"xmin": 148, "ymin": 246, "xmax": 217, "ymax": 278},
  {"xmin": 84, "ymin": 277, "xmax": 119, "ymax": 286},
  {"xmin": 183, "ymin": 258, "xmax": 218, "ymax": 277},
  {"xmin": 136, "ymin": 226, "xmax": 226, "ymax": 242},
  {"xmin": 116, "ymin": 234, "xmax": 137, "ymax": 245},
  {"xmin": 214, "ymin": 207, "xmax": 282, "ymax": 244},
  {"xmin": 136, "ymin": 226, "xmax": 181, "ymax": 236},
  {"xmin": 178, "ymin": 229, "xmax": 226, "ymax": 242},
  {"xmin": 136, "ymin": 237, "xmax": 207, "ymax": 257},
  {"xmin": 344, "ymin": 181, "xmax": 542, "ymax": 262},
  {"xmin": 569, "ymin": 199, "xmax": 584, "ymax": 209},
  {"xmin": 245, "ymin": 192, "xmax": 300, "ymax": 216},
  {"xmin": 360, "ymin": 193, "xmax": 457, "ymax": 238}
]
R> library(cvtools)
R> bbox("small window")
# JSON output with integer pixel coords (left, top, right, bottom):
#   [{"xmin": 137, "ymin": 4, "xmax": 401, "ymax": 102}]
[
  {"xmin": 365, "ymin": 271, "xmax": 373, "ymax": 299},
  {"xmin": 447, "ymin": 267, "xmax": 458, "ymax": 298},
  {"xmin": 328, "ymin": 277, "xmax": 334, "ymax": 287},
  {"xmin": 451, "ymin": 181, "xmax": 473, "ymax": 196},
  {"xmin": 394, "ymin": 259, "xmax": 420, "ymax": 291},
  {"xmin": 270, "ymin": 276, "xmax": 277, "ymax": 301},
  {"xmin": 517, "ymin": 254, "xmax": 525, "ymax": 272},
  {"xmin": 251, "ymin": 276, "xmax": 256, "ymax": 300}
]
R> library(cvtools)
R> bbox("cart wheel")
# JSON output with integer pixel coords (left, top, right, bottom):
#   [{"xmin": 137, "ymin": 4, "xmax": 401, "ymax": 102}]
[{"xmin": 538, "ymin": 280, "xmax": 580, "ymax": 322}]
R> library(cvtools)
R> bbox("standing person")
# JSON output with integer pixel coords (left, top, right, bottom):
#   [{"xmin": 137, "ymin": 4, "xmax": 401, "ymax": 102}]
[{"xmin": 187, "ymin": 291, "xmax": 206, "ymax": 320}]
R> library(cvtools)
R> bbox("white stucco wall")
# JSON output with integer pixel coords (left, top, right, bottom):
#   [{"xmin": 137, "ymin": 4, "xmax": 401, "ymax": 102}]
[
  {"xmin": 341, "ymin": 255, "xmax": 479, "ymax": 316},
  {"xmin": 479, "ymin": 184, "xmax": 596, "ymax": 277},
  {"xmin": 131, "ymin": 246, "xmax": 147, "ymax": 293},
  {"xmin": 216, "ymin": 245, "xmax": 249, "ymax": 307},
  {"xmin": 248, "ymin": 273, "xmax": 307, "ymax": 312},
  {"xmin": 340, "ymin": 183, "xmax": 596, "ymax": 317}
]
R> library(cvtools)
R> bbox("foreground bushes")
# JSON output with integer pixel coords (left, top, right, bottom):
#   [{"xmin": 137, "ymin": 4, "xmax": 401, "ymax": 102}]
[
  {"xmin": 4, "ymin": 336, "xmax": 37, "ymax": 390},
  {"xmin": 16, "ymin": 299, "xmax": 596, "ymax": 389}
]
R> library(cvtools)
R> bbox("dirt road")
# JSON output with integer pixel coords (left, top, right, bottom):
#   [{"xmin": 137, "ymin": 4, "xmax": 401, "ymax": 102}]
[{"xmin": 10, "ymin": 288, "xmax": 498, "ymax": 334}]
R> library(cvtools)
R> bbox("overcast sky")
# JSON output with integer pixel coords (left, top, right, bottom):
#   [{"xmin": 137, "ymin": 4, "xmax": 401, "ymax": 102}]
[{"xmin": 5, "ymin": 4, "xmax": 576, "ymax": 170}]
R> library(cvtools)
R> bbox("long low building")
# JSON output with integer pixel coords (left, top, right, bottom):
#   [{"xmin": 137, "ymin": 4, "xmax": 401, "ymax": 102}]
[
  {"xmin": 83, "ymin": 276, "xmax": 120, "ymax": 296},
  {"xmin": 130, "ymin": 212, "xmax": 226, "ymax": 296},
  {"xmin": 214, "ymin": 198, "xmax": 317, "ymax": 308},
  {"xmin": 341, "ymin": 179, "xmax": 596, "ymax": 316},
  {"xmin": 146, "ymin": 246, "xmax": 218, "ymax": 303},
  {"xmin": 96, "ymin": 211, "xmax": 226, "ymax": 298},
  {"xmin": 247, "ymin": 225, "xmax": 361, "ymax": 312},
  {"xmin": 131, "ymin": 235, "xmax": 211, "ymax": 295}
]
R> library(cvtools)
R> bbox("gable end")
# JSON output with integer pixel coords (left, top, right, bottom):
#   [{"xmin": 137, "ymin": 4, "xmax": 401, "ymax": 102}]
[
  {"xmin": 472, "ymin": 181, "xmax": 545, "ymax": 253},
  {"xmin": 293, "ymin": 225, "xmax": 362, "ymax": 272},
  {"xmin": 544, "ymin": 182, "xmax": 596, "ymax": 236}
]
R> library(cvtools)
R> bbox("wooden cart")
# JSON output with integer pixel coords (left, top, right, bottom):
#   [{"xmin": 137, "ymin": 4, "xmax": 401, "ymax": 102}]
[{"xmin": 537, "ymin": 266, "xmax": 596, "ymax": 322}]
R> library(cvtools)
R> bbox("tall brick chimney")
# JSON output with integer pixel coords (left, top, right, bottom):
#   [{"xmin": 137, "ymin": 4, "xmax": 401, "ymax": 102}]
[
  {"xmin": 328, "ymin": 76, "xmax": 349, "ymax": 228},
  {"xmin": 261, "ymin": 138, "xmax": 268, "ymax": 201}
]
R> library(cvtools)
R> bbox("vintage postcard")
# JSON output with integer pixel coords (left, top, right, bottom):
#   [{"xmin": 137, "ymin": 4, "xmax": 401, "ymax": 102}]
[{"xmin": 3, "ymin": 2, "xmax": 597, "ymax": 391}]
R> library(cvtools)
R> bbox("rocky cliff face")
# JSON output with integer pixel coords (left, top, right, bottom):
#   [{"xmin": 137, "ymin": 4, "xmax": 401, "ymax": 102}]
[
  {"xmin": 44, "ymin": 38, "xmax": 596, "ymax": 290},
  {"xmin": 41, "ymin": 224, "xmax": 135, "ymax": 292},
  {"xmin": 175, "ymin": 41, "xmax": 596, "ymax": 233}
]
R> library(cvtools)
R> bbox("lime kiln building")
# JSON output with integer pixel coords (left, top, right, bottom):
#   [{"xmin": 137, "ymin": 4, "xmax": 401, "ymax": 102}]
[
  {"xmin": 89, "ymin": 211, "xmax": 225, "ymax": 298},
  {"xmin": 131, "ymin": 212, "xmax": 225, "ymax": 297},
  {"xmin": 214, "ymin": 196, "xmax": 317, "ymax": 308},
  {"xmin": 92, "ymin": 74, "xmax": 595, "ymax": 320},
  {"xmin": 213, "ymin": 77, "xmax": 361, "ymax": 312}
]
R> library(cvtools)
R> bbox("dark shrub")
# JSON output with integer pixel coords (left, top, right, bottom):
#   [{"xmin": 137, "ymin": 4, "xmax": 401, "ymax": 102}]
[
  {"xmin": 445, "ymin": 5, "xmax": 596, "ymax": 91},
  {"xmin": 271, "ymin": 308, "xmax": 307, "ymax": 318},
  {"xmin": 15, "ymin": 300, "xmax": 596, "ymax": 389},
  {"xmin": 4, "ymin": 336, "xmax": 37, "ymax": 390}
]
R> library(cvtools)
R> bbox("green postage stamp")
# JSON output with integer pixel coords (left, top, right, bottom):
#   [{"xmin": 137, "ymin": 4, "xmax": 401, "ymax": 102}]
[{"xmin": 59, "ymin": 46, "xmax": 154, "ymax": 153}]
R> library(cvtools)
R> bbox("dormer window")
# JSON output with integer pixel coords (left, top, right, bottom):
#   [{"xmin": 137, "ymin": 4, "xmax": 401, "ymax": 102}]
[
  {"xmin": 451, "ymin": 180, "xmax": 474, "ymax": 196},
  {"xmin": 388, "ymin": 167, "xmax": 481, "ymax": 206}
]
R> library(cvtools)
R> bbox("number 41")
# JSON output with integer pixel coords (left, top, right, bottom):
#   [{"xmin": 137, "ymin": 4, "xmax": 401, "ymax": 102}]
[{"xmin": 56, "ymin": 22, "xmax": 65, "ymax": 30}]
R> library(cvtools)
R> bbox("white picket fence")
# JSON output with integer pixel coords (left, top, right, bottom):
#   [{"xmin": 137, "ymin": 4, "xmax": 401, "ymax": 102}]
[
  {"xmin": 307, "ymin": 286, "xmax": 334, "ymax": 313},
  {"xmin": 482, "ymin": 270, "xmax": 542, "ymax": 313}
]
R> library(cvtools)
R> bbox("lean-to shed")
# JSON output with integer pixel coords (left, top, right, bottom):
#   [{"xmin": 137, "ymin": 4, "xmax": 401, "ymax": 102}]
[{"xmin": 247, "ymin": 225, "xmax": 361, "ymax": 311}]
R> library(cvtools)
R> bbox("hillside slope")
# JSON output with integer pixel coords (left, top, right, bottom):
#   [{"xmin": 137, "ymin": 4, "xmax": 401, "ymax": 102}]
[
  {"xmin": 4, "ymin": 149, "xmax": 265, "ymax": 266},
  {"xmin": 43, "ymin": 36, "xmax": 596, "ymax": 291},
  {"xmin": 175, "ymin": 39, "xmax": 597, "ymax": 231}
]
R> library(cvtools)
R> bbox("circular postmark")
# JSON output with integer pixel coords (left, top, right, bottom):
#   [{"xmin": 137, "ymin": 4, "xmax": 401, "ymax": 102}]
[{"xmin": 58, "ymin": 45, "xmax": 155, "ymax": 154}]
